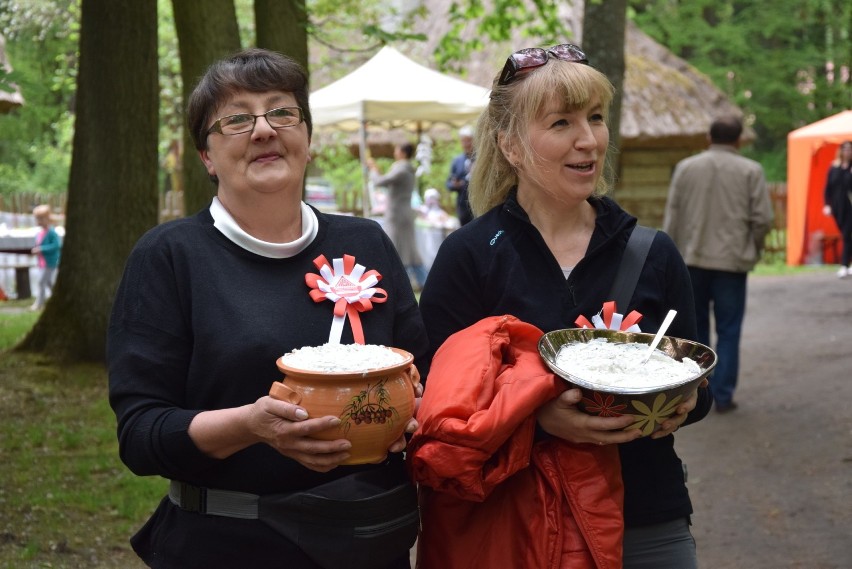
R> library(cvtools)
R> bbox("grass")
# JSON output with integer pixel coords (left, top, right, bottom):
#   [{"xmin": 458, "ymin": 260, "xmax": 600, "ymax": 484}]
[{"xmin": 0, "ymin": 301, "xmax": 160, "ymax": 568}]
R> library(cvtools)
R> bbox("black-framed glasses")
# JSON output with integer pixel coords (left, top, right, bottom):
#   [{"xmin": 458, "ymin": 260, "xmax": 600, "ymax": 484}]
[
  {"xmin": 207, "ymin": 106, "xmax": 304, "ymax": 136},
  {"xmin": 497, "ymin": 44, "xmax": 589, "ymax": 86}
]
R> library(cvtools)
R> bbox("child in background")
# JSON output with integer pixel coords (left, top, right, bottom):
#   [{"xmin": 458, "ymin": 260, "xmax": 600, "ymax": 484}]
[{"xmin": 30, "ymin": 204, "xmax": 62, "ymax": 310}]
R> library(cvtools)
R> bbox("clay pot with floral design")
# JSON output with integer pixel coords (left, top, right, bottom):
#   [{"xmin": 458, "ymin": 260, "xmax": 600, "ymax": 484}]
[{"xmin": 270, "ymin": 347, "xmax": 419, "ymax": 464}]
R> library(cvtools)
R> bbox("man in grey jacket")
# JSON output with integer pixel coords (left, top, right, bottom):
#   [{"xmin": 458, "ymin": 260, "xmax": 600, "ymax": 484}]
[{"xmin": 663, "ymin": 116, "xmax": 774, "ymax": 413}]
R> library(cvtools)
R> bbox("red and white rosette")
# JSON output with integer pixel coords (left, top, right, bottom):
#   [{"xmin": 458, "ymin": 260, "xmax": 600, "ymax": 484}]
[
  {"xmin": 574, "ymin": 300, "xmax": 643, "ymax": 332},
  {"xmin": 305, "ymin": 254, "xmax": 388, "ymax": 345}
]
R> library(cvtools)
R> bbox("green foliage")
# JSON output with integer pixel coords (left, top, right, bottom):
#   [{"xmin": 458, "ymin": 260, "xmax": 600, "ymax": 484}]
[
  {"xmin": 0, "ymin": 0, "xmax": 79, "ymax": 197},
  {"xmin": 311, "ymin": 136, "xmax": 365, "ymax": 197},
  {"xmin": 435, "ymin": 0, "xmax": 569, "ymax": 75},
  {"xmin": 628, "ymin": 0, "xmax": 852, "ymax": 164}
]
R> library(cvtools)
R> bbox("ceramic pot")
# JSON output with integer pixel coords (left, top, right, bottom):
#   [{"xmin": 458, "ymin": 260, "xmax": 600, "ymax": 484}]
[{"xmin": 270, "ymin": 347, "xmax": 419, "ymax": 465}]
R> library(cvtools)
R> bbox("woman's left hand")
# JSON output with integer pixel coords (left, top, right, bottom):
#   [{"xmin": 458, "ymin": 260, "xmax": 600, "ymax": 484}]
[
  {"xmin": 388, "ymin": 380, "xmax": 423, "ymax": 453},
  {"xmin": 650, "ymin": 378, "xmax": 709, "ymax": 439}
]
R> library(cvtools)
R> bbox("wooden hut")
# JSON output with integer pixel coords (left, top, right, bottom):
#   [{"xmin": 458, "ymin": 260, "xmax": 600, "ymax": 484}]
[{"xmin": 615, "ymin": 21, "xmax": 752, "ymax": 227}]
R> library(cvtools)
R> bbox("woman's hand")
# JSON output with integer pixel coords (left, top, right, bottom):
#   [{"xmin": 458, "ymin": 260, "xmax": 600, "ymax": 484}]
[
  {"xmin": 650, "ymin": 378, "xmax": 708, "ymax": 439},
  {"xmin": 188, "ymin": 397, "xmax": 352, "ymax": 473},
  {"xmin": 536, "ymin": 388, "xmax": 642, "ymax": 446},
  {"xmin": 387, "ymin": 378, "xmax": 424, "ymax": 454},
  {"xmin": 252, "ymin": 396, "xmax": 353, "ymax": 472}
]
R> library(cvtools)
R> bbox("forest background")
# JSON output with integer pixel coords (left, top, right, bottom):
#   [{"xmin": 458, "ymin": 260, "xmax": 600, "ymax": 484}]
[
  {"xmin": 0, "ymin": 1, "xmax": 849, "ymax": 566},
  {"xmin": 0, "ymin": 0, "xmax": 849, "ymax": 363},
  {"xmin": 2, "ymin": 0, "xmax": 850, "ymax": 199}
]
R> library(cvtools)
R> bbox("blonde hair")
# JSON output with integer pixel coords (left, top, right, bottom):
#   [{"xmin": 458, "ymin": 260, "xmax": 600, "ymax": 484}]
[
  {"xmin": 469, "ymin": 60, "xmax": 615, "ymax": 217},
  {"xmin": 32, "ymin": 204, "xmax": 52, "ymax": 219}
]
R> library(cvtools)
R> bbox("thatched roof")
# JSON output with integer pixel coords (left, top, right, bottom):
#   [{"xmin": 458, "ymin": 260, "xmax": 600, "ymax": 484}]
[
  {"xmin": 619, "ymin": 21, "xmax": 751, "ymax": 148},
  {"xmin": 311, "ymin": 1, "xmax": 750, "ymax": 149},
  {"xmin": 0, "ymin": 33, "xmax": 25, "ymax": 114}
]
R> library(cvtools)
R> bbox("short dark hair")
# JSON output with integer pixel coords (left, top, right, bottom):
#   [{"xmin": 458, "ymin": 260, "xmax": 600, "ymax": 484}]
[
  {"xmin": 399, "ymin": 143, "xmax": 414, "ymax": 159},
  {"xmin": 709, "ymin": 116, "xmax": 743, "ymax": 144},
  {"xmin": 186, "ymin": 48, "xmax": 313, "ymax": 151}
]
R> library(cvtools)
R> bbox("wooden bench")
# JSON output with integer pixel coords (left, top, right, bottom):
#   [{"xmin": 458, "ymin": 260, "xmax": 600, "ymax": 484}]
[{"xmin": 0, "ymin": 265, "xmax": 31, "ymax": 299}]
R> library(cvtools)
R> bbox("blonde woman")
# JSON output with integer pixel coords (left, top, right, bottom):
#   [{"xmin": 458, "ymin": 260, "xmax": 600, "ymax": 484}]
[{"xmin": 414, "ymin": 44, "xmax": 710, "ymax": 568}]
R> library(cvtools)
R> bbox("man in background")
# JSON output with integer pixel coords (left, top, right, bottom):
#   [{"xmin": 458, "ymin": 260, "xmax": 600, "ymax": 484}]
[
  {"xmin": 663, "ymin": 116, "xmax": 774, "ymax": 413},
  {"xmin": 445, "ymin": 125, "xmax": 475, "ymax": 225}
]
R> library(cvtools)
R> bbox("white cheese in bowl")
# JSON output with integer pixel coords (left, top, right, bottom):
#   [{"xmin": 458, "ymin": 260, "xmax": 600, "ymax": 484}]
[{"xmin": 554, "ymin": 338, "xmax": 700, "ymax": 389}]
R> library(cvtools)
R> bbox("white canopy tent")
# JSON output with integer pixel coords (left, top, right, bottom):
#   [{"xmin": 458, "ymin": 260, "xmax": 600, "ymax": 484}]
[{"xmin": 309, "ymin": 46, "xmax": 490, "ymax": 215}]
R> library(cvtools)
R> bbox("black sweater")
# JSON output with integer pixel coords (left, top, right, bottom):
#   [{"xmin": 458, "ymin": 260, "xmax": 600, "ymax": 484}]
[
  {"xmin": 107, "ymin": 206, "xmax": 427, "ymax": 568},
  {"xmin": 419, "ymin": 193, "xmax": 712, "ymax": 527}
]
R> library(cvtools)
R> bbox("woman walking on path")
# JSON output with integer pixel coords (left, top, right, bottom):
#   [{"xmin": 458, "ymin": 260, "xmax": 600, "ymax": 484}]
[{"xmin": 823, "ymin": 140, "xmax": 852, "ymax": 277}]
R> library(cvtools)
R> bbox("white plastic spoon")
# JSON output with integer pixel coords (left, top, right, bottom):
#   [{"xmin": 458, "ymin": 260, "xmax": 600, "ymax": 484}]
[{"xmin": 641, "ymin": 309, "xmax": 677, "ymax": 364}]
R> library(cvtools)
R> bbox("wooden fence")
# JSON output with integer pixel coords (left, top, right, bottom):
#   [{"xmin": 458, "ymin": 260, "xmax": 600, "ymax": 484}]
[{"xmin": 0, "ymin": 193, "xmax": 67, "ymax": 221}]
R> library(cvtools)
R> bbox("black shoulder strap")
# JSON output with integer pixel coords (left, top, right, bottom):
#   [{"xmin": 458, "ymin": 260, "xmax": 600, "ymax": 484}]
[{"xmin": 608, "ymin": 225, "xmax": 657, "ymax": 312}]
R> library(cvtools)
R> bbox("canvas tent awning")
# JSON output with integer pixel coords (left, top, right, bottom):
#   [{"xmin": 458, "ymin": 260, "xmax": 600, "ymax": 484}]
[
  {"xmin": 309, "ymin": 46, "xmax": 490, "ymax": 216},
  {"xmin": 786, "ymin": 110, "xmax": 852, "ymax": 265},
  {"xmin": 309, "ymin": 46, "xmax": 490, "ymax": 131}
]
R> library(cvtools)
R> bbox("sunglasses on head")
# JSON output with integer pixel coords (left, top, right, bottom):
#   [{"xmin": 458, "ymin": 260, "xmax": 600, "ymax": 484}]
[{"xmin": 497, "ymin": 44, "xmax": 589, "ymax": 86}]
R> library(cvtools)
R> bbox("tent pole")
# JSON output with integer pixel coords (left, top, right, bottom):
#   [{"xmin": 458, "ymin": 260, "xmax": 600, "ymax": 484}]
[{"xmin": 359, "ymin": 118, "xmax": 370, "ymax": 218}]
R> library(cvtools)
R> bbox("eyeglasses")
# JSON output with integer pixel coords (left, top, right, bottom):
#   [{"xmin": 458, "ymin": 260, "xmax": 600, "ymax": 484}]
[
  {"xmin": 207, "ymin": 106, "xmax": 304, "ymax": 136},
  {"xmin": 497, "ymin": 44, "xmax": 589, "ymax": 86}
]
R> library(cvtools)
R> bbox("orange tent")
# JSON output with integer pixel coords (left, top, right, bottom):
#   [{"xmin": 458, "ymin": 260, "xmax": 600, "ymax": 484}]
[{"xmin": 786, "ymin": 110, "xmax": 852, "ymax": 266}]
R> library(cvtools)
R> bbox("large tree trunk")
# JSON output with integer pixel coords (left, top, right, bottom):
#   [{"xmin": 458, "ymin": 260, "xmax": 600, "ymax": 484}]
[
  {"xmin": 18, "ymin": 0, "xmax": 159, "ymax": 362},
  {"xmin": 255, "ymin": 0, "xmax": 309, "ymax": 74},
  {"xmin": 582, "ymin": 0, "xmax": 627, "ymax": 193},
  {"xmin": 172, "ymin": 0, "xmax": 241, "ymax": 218}
]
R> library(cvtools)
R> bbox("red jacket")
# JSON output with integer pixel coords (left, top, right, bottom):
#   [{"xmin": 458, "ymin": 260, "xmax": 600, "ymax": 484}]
[{"xmin": 408, "ymin": 315, "xmax": 624, "ymax": 569}]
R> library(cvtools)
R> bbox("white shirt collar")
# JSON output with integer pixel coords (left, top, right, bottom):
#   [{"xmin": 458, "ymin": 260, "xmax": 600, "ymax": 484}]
[{"xmin": 209, "ymin": 197, "xmax": 318, "ymax": 258}]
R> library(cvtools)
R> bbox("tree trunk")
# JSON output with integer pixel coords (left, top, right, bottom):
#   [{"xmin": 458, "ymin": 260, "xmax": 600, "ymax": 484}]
[
  {"xmin": 18, "ymin": 0, "xmax": 159, "ymax": 362},
  {"xmin": 582, "ymin": 0, "xmax": 627, "ymax": 193},
  {"xmin": 172, "ymin": 0, "xmax": 241, "ymax": 218},
  {"xmin": 255, "ymin": 0, "xmax": 309, "ymax": 74}
]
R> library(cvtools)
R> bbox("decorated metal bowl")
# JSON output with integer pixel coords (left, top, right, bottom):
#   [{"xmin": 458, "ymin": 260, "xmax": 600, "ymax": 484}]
[{"xmin": 538, "ymin": 328, "xmax": 717, "ymax": 436}]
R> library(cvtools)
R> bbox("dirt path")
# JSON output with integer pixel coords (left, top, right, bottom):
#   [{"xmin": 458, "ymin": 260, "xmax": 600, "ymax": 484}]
[{"xmin": 674, "ymin": 270, "xmax": 852, "ymax": 568}]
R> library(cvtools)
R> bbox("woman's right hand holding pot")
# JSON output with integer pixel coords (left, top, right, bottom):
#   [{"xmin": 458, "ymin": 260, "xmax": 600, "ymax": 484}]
[
  {"xmin": 255, "ymin": 395, "xmax": 352, "ymax": 472},
  {"xmin": 536, "ymin": 388, "xmax": 642, "ymax": 446},
  {"xmin": 188, "ymin": 396, "xmax": 352, "ymax": 473}
]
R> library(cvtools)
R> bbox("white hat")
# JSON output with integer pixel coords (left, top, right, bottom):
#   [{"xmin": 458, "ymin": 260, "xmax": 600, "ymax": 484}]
[
  {"xmin": 459, "ymin": 125, "xmax": 474, "ymax": 138},
  {"xmin": 424, "ymin": 188, "xmax": 441, "ymax": 202}
]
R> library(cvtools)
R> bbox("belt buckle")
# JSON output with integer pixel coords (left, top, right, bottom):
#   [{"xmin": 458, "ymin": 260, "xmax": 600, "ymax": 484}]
[{"xmin": 179, "ymin": 482, "xmax": 206, "ymax": 514}]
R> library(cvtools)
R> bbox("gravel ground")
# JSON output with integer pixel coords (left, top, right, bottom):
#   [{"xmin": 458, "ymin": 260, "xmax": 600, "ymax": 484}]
[{"xmin": 674, "ymin": 270, "xmax": 852, "ymax": 569}]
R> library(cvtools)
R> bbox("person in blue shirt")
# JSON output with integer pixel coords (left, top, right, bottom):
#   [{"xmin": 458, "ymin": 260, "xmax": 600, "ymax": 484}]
[{"xmin": 445, "ymin": 126, "xmax": 475, "ymax": 225}]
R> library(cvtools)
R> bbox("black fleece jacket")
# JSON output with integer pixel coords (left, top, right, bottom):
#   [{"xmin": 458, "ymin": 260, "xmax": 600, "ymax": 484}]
[{"xmin": 419, "ymin": 193, "xmax": 712, "ymax": 527}]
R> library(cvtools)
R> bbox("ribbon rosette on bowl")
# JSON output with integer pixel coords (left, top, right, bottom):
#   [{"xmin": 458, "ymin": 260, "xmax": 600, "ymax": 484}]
[{"xmin": 305, "ymin": 254, "xmax": 388, "ymax": 345}]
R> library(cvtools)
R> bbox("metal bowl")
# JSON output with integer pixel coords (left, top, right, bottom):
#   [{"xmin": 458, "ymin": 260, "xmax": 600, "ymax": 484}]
[{"xmin": 538, "ymin": 328, "xmax": 717, "ymax": 435}]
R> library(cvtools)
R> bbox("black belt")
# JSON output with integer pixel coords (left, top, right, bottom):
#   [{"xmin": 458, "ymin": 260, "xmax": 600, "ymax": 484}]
[{"xmin": 169, "ymin": 480, "xmax": 259, "ymax": 519}]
